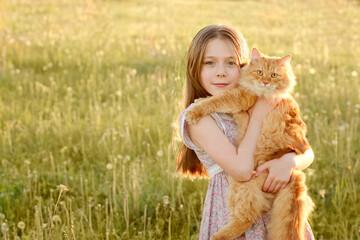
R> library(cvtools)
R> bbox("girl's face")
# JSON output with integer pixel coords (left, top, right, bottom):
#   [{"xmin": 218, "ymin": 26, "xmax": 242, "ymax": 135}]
[{"xmin": 200, "ymin": 38, "xmax": 240, "ymax": 96}]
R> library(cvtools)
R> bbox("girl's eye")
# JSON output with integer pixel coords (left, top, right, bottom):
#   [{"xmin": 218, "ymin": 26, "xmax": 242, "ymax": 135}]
[
  {"xmin": 271, "ymin": 73, "xmax": 278, "ymax": 78},
  {"xmin": 257, "ymin": 70, "xmax": 263, "ymax": 76},
  {"xmin": 228, "ymin": 62, "xmax": 235, "ymax": 66},
  {"xmin": 204, "ymin": 61, "xmax": 214, "ymax": 65}
]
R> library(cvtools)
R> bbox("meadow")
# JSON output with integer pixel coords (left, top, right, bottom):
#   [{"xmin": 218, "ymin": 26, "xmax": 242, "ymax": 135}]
[{"xmin": 0, "ymin": 0, "xmax": 359, "ymax": 239}]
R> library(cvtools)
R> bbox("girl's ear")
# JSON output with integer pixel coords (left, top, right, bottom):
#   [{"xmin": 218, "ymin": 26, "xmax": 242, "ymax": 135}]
[
  {"xmin": 250, "ymin": 48, "xmax": 262, "ymax": 60},
  {"xmin": 279, "ymin": 55, "xmax": 291, "ymax": 66}
]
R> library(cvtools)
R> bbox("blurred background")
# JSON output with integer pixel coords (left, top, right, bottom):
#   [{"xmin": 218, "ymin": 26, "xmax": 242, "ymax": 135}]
[{"xmin": 0, "ymin": 0, "xmax": 359, "ymax": 239}]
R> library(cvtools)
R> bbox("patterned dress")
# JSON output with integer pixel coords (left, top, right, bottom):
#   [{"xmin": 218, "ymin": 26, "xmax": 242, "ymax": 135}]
[{"xmin": 179, "ymin": 103, "xmax": 314, "ymax": 240}]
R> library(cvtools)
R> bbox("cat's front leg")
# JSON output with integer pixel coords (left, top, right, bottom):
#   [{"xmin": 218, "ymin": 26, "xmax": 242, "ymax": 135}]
[{"xmin": 185, "ymin": 87, "xmax": 256, "ymax": 125}]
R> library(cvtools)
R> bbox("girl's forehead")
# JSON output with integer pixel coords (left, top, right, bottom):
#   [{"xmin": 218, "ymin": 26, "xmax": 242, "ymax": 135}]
[{"xmin": 204, "ymin": 38, "xmax": 237, "ymax": 57}]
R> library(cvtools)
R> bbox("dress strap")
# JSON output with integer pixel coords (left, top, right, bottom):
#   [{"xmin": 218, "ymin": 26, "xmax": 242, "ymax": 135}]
[{"xmin": 179, "ymin": 103, "xmax": 201, "ymax": 151}]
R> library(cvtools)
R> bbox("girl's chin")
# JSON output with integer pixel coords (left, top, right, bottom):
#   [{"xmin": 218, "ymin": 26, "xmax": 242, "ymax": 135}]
[{"xmin": 211, "ymin": 89, "xmax": 229, "ymax": 96}]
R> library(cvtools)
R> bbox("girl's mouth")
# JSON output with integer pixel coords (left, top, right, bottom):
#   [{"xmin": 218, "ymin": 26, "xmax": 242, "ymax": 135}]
[{"xmin": 212, "ymin": 83, "xmax": 229, "ymax": 88}]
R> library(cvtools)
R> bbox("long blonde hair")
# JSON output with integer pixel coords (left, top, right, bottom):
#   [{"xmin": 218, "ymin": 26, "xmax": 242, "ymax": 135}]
[{"xmin": 176, "ymin": 24, "xmax": 249, "ymax": 178}]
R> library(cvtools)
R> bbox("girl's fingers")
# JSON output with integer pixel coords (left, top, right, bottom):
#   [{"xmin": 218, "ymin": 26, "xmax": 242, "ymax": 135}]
[
  {"xmin": 262, "ymin": 178, "xmax": 271, "ymax": 192},
  {"xmin": 272, "ymin": 183, "xmax": 283, "ymax": 193},
  {"xmin": 265, "ymin": 180, "xmax": 277, "ymax": 193}
]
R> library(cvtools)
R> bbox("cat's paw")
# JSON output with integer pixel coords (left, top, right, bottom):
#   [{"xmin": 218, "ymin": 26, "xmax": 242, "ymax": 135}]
[{"xmin": 185, "ymin": 110, "xmax": 202, "ymax": 125}]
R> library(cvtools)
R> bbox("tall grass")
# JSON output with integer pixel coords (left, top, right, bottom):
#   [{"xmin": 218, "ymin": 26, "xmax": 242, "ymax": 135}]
[{"xmin": 0, "ymin": 0, "xmax": 359, "ymax": 239}]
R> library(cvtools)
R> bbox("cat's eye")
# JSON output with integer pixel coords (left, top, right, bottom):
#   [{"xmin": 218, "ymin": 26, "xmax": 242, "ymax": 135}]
[
  {"xmin": 271, "ymin": 73, "xmax": 278, "ymax": 78},
  {"xmin": 257, "ymin": 70, "xmax": 263, "ymax": 76}
]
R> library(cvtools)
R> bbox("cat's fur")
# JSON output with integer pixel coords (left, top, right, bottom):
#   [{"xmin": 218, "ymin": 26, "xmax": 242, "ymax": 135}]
[{"xmin": 185, "ymin": 48, "xmax": 314, "ymax": 240}]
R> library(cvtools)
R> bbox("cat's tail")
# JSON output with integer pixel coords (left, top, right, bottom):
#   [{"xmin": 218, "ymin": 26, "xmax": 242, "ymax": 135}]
[{"xmin": 268, "ymin": 170, "xmax": 314, "ymax": 240}]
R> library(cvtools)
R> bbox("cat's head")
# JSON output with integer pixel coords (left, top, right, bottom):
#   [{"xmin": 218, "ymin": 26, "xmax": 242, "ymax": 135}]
[{"xmin": 240, "ymin": 48, "xmax": 295, "ymax": 98}]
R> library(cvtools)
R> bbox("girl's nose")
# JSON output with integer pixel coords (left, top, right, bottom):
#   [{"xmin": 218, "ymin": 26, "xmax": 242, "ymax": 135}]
[{"xmin": 216, "ymin": 73, "xmax": 227, "ymax": 77}]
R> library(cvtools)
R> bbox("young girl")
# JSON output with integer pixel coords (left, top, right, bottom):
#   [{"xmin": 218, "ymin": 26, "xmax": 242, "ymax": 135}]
[{"xmin": 176, "ymin": 24, "xmax": 315, "ymax": 240}]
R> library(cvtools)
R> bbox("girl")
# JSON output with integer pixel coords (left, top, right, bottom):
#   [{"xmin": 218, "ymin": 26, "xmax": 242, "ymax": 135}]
[{"xmin": 176, "ymin": 24, "xmax": 315, "ymax": 240}]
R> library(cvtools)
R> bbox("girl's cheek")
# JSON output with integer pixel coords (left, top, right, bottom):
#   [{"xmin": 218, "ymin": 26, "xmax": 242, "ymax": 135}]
[{"xmin": 201, "ymin": 70, "xmax": 213, "ymax": 79}]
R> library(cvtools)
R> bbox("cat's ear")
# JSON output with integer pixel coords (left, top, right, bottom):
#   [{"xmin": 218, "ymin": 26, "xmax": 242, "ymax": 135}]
[
  {"xmin": 279, "ymin": 55, "xmax": 291, "ymax": 66},
  {"xmin": 250, "ymin": 48, "xmax": 262, "ymax": 60}
]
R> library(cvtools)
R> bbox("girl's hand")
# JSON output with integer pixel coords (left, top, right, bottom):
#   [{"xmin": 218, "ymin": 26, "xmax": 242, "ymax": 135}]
[
  {"xmin": 254, "ymin": 152, "xmax": 296, "ymax": 193},
  {"xmin": 248, "ymin": 97, "xmax": 280, "ymax": 120}
]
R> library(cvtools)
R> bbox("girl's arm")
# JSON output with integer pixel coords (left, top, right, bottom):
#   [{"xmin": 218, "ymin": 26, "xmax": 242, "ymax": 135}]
[
  {"xmin": 255, "ymin": 148, "xmax": 314, "ymax": 193},
  {"xmin": 188, "ymin": 97, "xmax": 276, "ymax": 182}
]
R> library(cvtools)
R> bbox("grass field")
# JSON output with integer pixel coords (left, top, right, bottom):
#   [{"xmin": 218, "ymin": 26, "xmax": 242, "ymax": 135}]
[{"xmin": 0, "ymin": 0, "xmax": 360, "ymax": 239}]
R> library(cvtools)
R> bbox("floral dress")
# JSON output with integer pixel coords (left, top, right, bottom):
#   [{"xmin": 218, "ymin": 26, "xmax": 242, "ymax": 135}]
[{"xmin": 179, "ymin": 103, "xmax": 314, "ymax": 240}]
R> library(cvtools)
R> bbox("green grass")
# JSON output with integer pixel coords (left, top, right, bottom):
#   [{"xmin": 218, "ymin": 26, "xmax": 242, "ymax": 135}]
[{"xmin": 0, "ymin": 0, "xmax": 359, "ymax": 239}]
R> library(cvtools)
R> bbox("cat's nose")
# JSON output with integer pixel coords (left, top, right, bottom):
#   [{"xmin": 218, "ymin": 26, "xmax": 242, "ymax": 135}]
[{"xmin": 263, "ymin": 82, "xmax": 268, "ymax": 85}]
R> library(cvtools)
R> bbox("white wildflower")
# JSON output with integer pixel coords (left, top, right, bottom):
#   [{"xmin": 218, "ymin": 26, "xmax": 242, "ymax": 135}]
[
  {"xmin": 1, "ymin": 222, "xmax": 8, "ymax": 231},
  {"xmin": 124, "ymin": 155, "xmax": 131, "ymax": 162},
  {"xmin": 130, "ymin": 69, "xmax": 137, "ymax": 76},
  {"xmin": 106, "ymin": 163, "xmax": 113, "ymax": 170},
  {"xmin": 52, "ymin": 215, "xmax": 61, "ymax": 224},
  {"xmin": 17, "ymin": 221, "xmax": 25, "ymax": 230},
  {"xmin": 163, "ymin": 196, "xmax": 169, "ymax": 205},
  {"xmin": 319, "ymin": 189, "xmax": 326, "ymax": 198},
  {"xmin": 306, "ymin": 168, "xmax": 315, "ymax": 177},
  {"xmin": 351, "ymin": 71, "xmax": 358, "ymax": 77},
  {"xmin": 157, "ymin": 150, "xmax": 164, "ymax": 157},
  {"xmin": 57, "ymin": 184, "xmax": 69, "ymax": 192},
  {"xmin": 309, "ymin": 68, "xmax": 316, "ymax": 75}
]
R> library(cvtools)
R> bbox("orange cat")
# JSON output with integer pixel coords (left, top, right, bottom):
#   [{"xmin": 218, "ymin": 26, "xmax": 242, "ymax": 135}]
[{"xmin": 185, "ymin": 48, "xmax": 314, "ymax": 240}]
